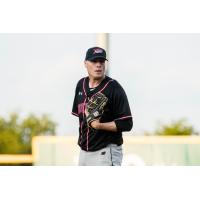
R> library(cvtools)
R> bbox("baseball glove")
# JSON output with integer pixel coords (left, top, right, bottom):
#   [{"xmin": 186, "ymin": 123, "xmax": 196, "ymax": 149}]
[{"xmin": 86, "ymin": 92, "xmax": 108, "ymax": 128}]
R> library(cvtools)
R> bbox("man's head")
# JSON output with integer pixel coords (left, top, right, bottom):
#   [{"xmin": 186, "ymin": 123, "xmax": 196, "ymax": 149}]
[{"xmin": 84, "ymin": 47, "xmax": 108, "ymax": 80}]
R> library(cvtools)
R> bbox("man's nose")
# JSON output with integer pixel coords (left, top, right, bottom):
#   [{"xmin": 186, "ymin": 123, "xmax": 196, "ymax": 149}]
[{"xmin": 95, "ymin": 62, "xmax": 102, "ymax": 67}]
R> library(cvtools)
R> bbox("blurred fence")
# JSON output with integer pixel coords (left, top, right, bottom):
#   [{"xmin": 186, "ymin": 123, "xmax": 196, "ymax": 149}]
[
  {"xmin": 1, "ymin": 136, "xmax": 200, "ymax": 165},
  {"xmin": 0, "ymin": 154, "xmax": 33, "ymax": 165},
  {"xmin": 32, "ymin": 136, "xmax": 200, "ymax": 166}
]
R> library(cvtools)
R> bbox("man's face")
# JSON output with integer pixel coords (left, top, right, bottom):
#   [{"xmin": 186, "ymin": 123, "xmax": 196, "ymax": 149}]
[{"xmin": 85, "ymin": 59, "xmax": 106, "ymax": 79}]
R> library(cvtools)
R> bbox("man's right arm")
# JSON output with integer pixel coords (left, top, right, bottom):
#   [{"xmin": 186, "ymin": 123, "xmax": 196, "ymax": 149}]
[{"xmin": 71, "ymin": 81, "xmax": 80, "ymax": 117}]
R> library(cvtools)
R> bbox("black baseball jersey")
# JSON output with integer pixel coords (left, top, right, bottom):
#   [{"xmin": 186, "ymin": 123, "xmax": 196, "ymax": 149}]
[{"xmin": 72, "ymin": 76, "xmax": 133, "ymax": 152}]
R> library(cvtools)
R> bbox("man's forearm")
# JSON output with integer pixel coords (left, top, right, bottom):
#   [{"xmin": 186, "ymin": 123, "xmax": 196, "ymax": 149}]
[
  {"xmin": 91, "ymin": 120, "xmax": 117, "ymax": 132},
  {"xmin": 98, "ymin": 121, "xmax": 117, "ymax": 132},
  {"xmin": 91, "ymin": 118, "xmax": 133, "ymax": 132}
]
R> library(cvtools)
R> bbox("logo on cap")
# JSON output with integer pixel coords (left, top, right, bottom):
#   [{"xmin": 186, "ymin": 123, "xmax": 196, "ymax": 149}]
[{"xmin": 93, "ymin": 48, "xmax": 103, "ymax": 54}]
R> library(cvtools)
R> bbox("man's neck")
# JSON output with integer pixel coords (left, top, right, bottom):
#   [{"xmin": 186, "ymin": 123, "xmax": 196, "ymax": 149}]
[{"xmin": 89, "ymin": 75, "xmax": 105, "ymax": 88}]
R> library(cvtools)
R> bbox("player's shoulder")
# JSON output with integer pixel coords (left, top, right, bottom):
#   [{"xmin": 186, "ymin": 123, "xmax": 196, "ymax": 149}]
[
  {"xmin": 107, "ymin": 76, "xmax": 123, "ymax": 90},
  {"xmin": 76, "ymin": 77, "xmax": 86, "ymax": 87},
  {"xmin": 107, "ymin": 77, "xmax": 127, "ymax": 97}
]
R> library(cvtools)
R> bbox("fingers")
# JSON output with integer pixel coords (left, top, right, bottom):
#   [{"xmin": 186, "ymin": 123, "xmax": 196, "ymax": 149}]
[{"xmin": 85, "ymin": 109, "xmax": 88, "ymax": 116}]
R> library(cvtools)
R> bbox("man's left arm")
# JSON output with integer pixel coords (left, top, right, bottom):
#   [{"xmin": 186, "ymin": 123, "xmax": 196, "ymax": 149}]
[
  {"xmin": 91, "ymin": 120, "xmax": 117, "ymax": 132},
  {"xmin": 91, "ymin": 118, "xmax": 133, "ymax": 132},
  {"xmin": 92, "ymin": 82, "xmax": 133, "ymax": 132}
]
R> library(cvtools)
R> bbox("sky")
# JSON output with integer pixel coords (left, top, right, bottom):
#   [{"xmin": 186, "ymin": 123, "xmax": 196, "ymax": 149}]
[{"xmin": 0, "ymin": 33, "xmax": 200, "ymax": 135}]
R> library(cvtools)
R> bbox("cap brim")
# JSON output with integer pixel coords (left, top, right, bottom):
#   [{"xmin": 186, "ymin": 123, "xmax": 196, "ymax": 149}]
[{"xmin": 87, "ymin": 56, "xmax": 108, "ymax": 61}]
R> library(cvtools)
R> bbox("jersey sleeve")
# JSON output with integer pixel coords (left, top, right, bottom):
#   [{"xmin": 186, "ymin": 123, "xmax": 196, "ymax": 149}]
[
  {"xmin": 71, "ymin": 82, "xmax": 79, "ymax": 117},
  {"xmin": 112, "ymin": 82, "xmax": 133, "ymax": 132}
]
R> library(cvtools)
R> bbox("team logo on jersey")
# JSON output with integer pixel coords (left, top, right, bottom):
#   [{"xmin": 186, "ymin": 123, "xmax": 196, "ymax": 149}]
[
  {"xmin": 78, "ymin": 103, "xmax": 84, "ymax": 114},
  {"xmin": 93, "ymin": 48, "xmax": 103, "ymax": 54}
]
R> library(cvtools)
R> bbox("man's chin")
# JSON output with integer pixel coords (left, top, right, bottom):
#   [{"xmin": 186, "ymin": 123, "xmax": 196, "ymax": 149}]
[{"xmin": 93, "ymin": 74, "xmax": 105, "ymax": 80}]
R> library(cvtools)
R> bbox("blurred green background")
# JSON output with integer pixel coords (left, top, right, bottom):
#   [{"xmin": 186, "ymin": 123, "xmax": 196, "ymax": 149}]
[
  {"xmin": 0, "ymin": 113, "xmax": 56, "ymax": 154},
  {"xmin": 1, "ymin": 113, "xmax": 200, "ymax": 166}
]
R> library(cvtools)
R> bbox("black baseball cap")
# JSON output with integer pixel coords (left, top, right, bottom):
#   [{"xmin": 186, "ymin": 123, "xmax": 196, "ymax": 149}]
[{"xmin": 85, "ymin": 47, "xmax": 108, "ymax": 61}]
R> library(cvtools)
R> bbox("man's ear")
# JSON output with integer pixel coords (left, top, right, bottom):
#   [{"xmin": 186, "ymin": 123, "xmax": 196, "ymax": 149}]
[{"xmin": 84, "ymin": 60, "xmax": 87, "ymax": 67}]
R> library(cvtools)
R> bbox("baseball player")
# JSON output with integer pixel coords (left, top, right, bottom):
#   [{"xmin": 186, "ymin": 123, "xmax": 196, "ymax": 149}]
[{"xmin": 72, "ymin": 47, "xmax": 133, "ymax": 166}]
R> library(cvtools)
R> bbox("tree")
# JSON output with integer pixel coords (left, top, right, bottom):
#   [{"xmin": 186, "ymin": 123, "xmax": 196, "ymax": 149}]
[
  {"xmin": 0, "ymin": 113, "xmax": 56, "ymax": 154},
  {"xmin": 153, "ymin": 119, "xmax": 197, "ymax": 136}
]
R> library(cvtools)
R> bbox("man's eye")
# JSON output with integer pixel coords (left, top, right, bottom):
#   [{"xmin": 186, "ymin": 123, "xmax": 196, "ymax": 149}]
[{"xmin": 92, "ymin": 60, "xmax": 105, "ymax": 63}]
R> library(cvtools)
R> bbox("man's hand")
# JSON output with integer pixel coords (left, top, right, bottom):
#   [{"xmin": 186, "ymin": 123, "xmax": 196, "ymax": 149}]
[
  {"xmin": 90, "ymin": 119, "xmax": 100, "ymax": 129},
  {"xmin": 85, "ymin": 107, "xmax": 100, "ymax": 129},
  {"xmin": 85, "ymin": 102, "xmax": 117, "ymax": 132}
]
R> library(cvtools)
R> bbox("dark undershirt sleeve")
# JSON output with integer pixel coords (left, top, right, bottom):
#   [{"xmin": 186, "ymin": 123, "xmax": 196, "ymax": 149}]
[
  {"xmin": 71, "ymin": 83, "xmax": 79, "ymax": 117},
  {"xmin": 112, "ymin": 83, "xmax": 133, "ymax": 132}
]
